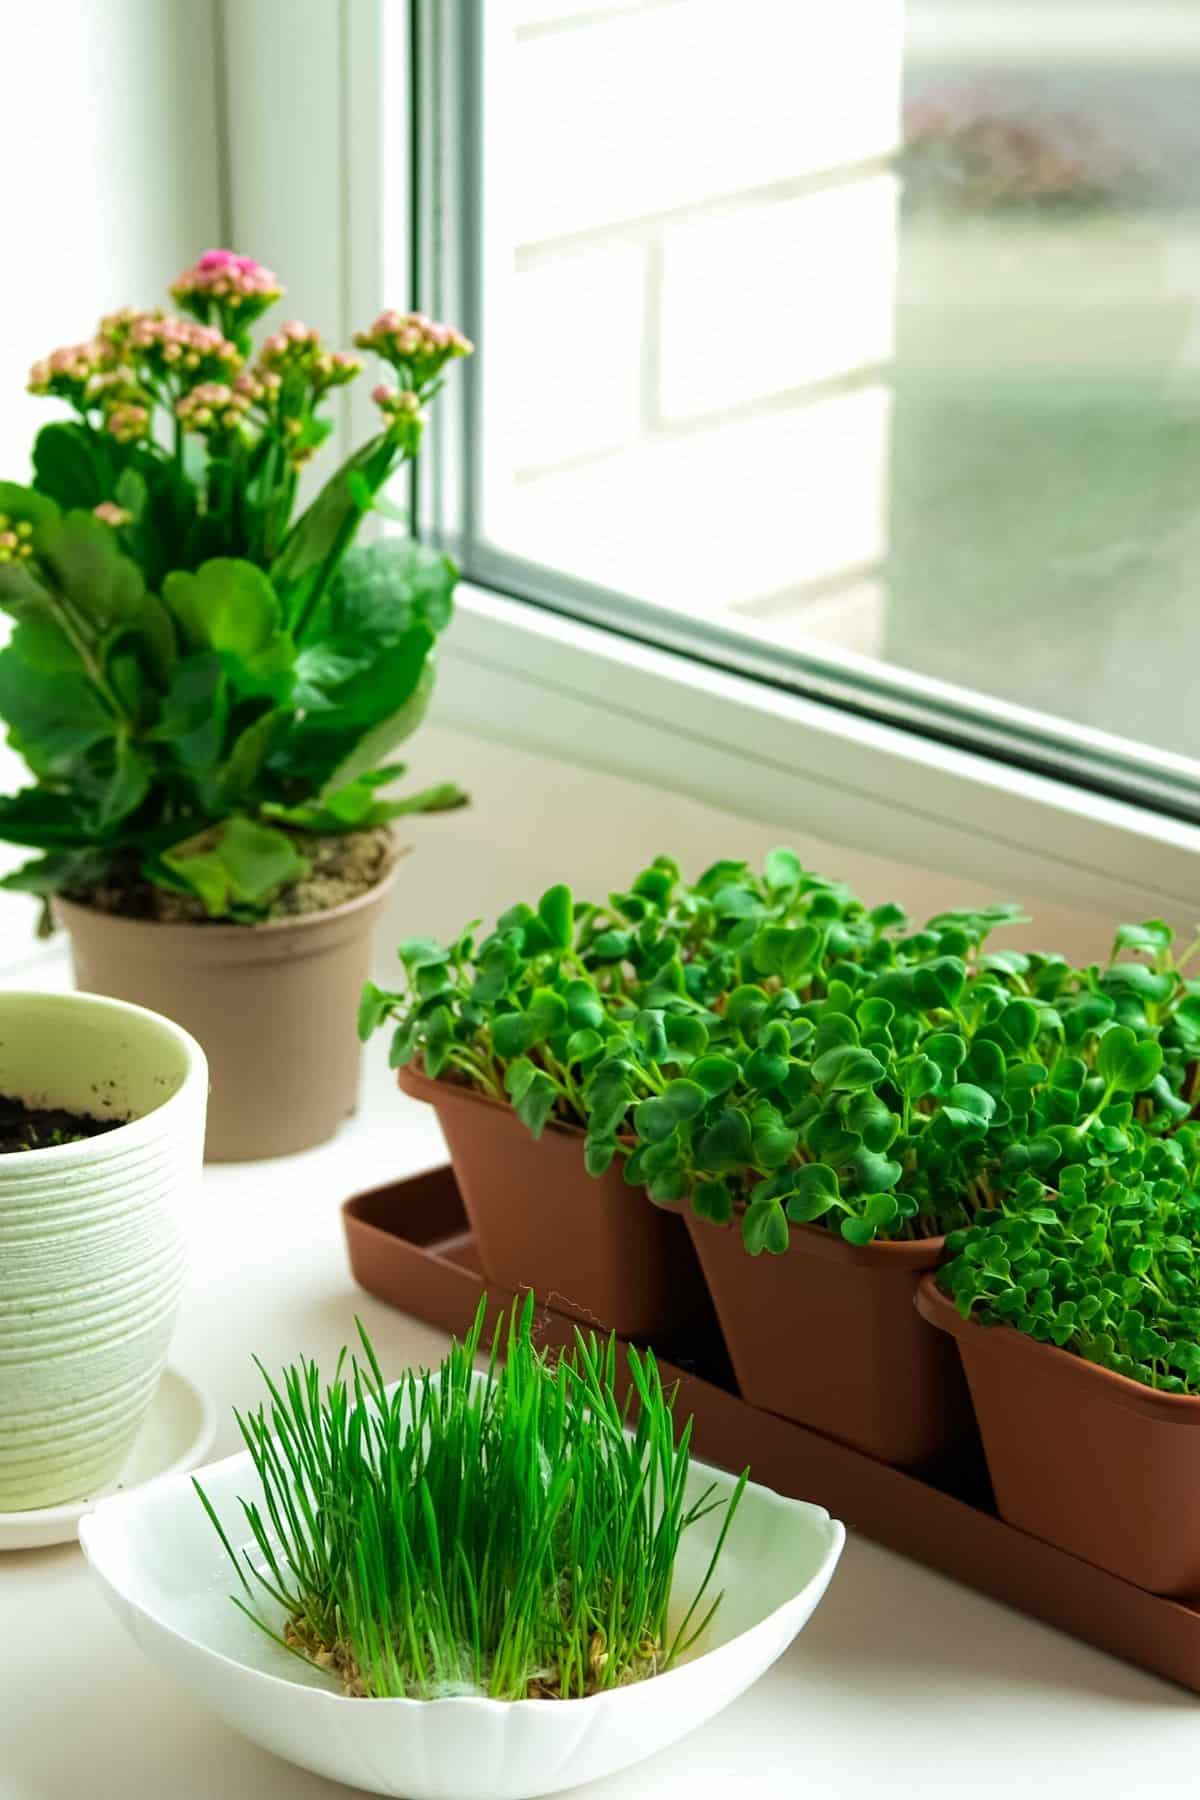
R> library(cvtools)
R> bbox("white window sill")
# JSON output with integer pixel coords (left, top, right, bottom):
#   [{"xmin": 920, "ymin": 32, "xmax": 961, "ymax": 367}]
[{"xmin": 434, "ymin": 582, "xmax": 1200, "ymax": 922}]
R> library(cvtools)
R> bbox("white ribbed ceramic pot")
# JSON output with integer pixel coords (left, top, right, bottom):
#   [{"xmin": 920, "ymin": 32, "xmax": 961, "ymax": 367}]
[{"xmin": 0, "ymin": 992, "xmax": 207, "ymax": 1511}]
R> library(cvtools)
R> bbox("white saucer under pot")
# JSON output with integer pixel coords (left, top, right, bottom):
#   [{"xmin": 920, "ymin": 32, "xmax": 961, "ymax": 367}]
[
  {"xmin": 0, "ymin": 992, "xmax": 207, "ymax": 1514},
  {"xmin": 0, "ymin": 1365, "xmax": 217, "ymax": 1551}
]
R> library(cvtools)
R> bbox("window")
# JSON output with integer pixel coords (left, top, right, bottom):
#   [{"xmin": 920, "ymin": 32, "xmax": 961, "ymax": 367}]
[{"xmin": 417, "ymin": 0, "xmax": 1200, "ymax": 818}]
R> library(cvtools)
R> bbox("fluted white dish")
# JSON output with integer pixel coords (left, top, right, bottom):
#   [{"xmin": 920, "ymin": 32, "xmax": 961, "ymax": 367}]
[
  {"xmin": 0, "ymin": 992, "xmax": 207, "ymax": 1511},
  {"xmin": 81, "ymin": 1389, "xmax": 844, "ymax": 1800}
]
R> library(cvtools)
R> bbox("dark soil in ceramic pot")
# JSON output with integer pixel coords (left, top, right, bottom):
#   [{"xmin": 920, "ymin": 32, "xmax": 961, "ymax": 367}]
[
  {"xmin": 685, "ymin": 1212, "xmax": 972, "ymax": 1467},
  {"xmin": 396, "ymin": 1062, "xmax": 709, "ymax": 1341},
  {"xmin": 57, "ymin": 847, "xmax": 399, "ymax": 1163},
  {"xmin": 0, "ymin": 1096, "xmax": 124, "ymax": 1153},
  {"xmin": 917, "ymin": 1275, "xmax": 1200, "ymax": 1595}
]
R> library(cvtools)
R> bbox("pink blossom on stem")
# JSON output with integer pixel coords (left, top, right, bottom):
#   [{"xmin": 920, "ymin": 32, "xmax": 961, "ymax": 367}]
[
  {"xmin": 354, "ymin": 310, "xmax": 473, "ymax": 387},
  {"xmin": 124, "ymin": 314, "xmax": 241, "ymax": 378},
  {"xmin": 175, "ymin": 381, "xmax": 251, "ymax": 436},
  {"xmin": 256, "ymin": 325, "xmax": 361, "ymax": 394},
  {"xmin": 171, "ymin": 249, "xmax": 283, "ymax": 307},
  {"xmin": 104, "ymin": 402, "xmax": 150, "ymax": 444},
  {"xmin": 371, "ymin": 383, "xmax": 425, "ymax": 451},
  {"xmin": 27, "ymin": 338, "xmax": 105, "ymax": 399}
]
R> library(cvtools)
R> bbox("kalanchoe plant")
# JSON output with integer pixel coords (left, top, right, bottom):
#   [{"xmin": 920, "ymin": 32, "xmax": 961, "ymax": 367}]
[
  {"xmin": 0, "ymin": 252, "xmax": 473, "ymax": 921},
  {"xmin": 196, "ymin": 1296, "xmax": 747, "ymax": 1700},
  {"xmin": 938, "ymin": 1128, "xmax": 1200, "ymax": 1392}
]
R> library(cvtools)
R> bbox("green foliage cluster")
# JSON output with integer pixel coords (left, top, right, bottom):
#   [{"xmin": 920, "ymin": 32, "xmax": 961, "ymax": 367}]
[
  {"xmin": 0, "ymin": 262, "xmax": 470, "ymax": 919},
  {"xmin": 939, "ymin": 1128, "xmax": 1200, "ymax": 1392},
  {"xmin": 196, "ymin": 1296, "xmax": 746, "ymax": 1700},
  {"xmin": 364, "ymin": 854, "xmax": 1200, "ymax": 1271}
]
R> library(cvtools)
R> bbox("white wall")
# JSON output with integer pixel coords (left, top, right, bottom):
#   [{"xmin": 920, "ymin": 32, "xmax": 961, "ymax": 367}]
[
  {"xmin": 0, "ymin": 0, "xmax": 223, "ymax": 941},
  {"xmin": 1, "ymin": 0, "xmax": 223, "ymax": 487}
]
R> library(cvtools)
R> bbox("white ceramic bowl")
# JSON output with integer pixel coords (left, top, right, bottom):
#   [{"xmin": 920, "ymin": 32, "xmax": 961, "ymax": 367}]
[
  {"xmin": 0, "ymin": 991, "xmax": 207, "ymax": 1510},
  {"xmin": 81, "ymin": 1393, "xmax": 844, "ymax": 1800}
]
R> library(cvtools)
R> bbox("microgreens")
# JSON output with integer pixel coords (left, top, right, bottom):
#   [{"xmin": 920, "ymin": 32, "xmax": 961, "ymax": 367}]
[
  {"xmin": 364, "ymin": 854, "xmax": 1200, "ymax": 1255},
  {"xmin": 938, "ymin": 1127, "xmax": 1200, "ymax": 1392},
  {"xmin": 195, "ymin": 1296, "xmax": 747, "ymax": 1701}
]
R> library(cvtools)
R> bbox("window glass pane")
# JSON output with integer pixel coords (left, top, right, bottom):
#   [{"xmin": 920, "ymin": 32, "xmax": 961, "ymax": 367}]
[{"xmin": 437, "ymin": 0, "xmax": 1200, "ymax": 792}]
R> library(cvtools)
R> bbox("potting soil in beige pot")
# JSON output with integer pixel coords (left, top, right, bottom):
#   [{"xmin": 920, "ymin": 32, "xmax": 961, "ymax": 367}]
[
  {"xmin": 0, "ymin": 991, "xmax": 206, "ymax": 1511},
  {"xmin": 57, "ymin": 853, "xmax": 398, "ymax": 1162},
  {"xmin": 397, "ymin": 1061, "xmax": 709, "ymax": 1341},
  {"xmin": 685, "ymin": 1212, "xmax": 971, "ymax": 1467}
]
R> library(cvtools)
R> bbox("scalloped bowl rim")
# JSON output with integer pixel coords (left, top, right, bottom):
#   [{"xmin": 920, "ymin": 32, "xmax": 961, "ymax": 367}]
[
  {"xmin": 83, "ymin": 1451, "xmax": 843, "ymax": 1714},
  {"xmin": 79, "ymin": 1372, "xmax": 845, "ymax": 1796}
]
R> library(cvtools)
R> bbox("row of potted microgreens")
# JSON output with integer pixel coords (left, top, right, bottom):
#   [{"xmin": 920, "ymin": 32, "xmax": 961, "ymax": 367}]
[{"xmin": 361, "ymin": 853, "xmax": 1200, "ymax": 1274}]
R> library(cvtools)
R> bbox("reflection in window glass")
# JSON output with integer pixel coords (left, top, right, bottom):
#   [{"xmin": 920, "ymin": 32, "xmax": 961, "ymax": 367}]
[
  {"xmin": 893, "ymin": 4, "xmax": 1200, "ymax": 756},
  {"xmin": 467, "ymin": 1, "xmax": 1200, "ymax": 765}
]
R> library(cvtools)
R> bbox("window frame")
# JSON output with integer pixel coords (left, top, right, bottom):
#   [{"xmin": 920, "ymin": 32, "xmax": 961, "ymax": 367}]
[{"xmin": 223, "ymin": 0, "xmax": 1200, "ymax": 921}]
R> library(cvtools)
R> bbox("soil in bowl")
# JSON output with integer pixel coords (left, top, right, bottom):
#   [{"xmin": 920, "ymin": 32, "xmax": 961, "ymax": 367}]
[{"xmin": 0, "ymin": 1094, "xmax": 125, "ymax": 1153}]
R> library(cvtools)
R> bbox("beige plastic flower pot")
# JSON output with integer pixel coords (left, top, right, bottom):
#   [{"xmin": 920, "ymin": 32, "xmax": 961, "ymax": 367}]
[
  {"xmin": 57, "ymin": 865, "xmax": 397, "ymax": 1162},
  {"xmin": 0, "ymin": 991, "xmax": 207, "ymax": 1511}
]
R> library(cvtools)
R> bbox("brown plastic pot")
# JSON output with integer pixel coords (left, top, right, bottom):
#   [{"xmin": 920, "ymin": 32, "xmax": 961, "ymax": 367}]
[
  {"xmin": 685, "ymin": 1212, "xmax": 971, "ymax": 1467},
  {"xmin": 56, "ymin": 867, "xmax": 398, "ymax": 1163},
  {"xmin": 918, "ymin": 1275, "xmax": 1200, "ymax": 1595},
  {"xmin": 396, "ymin": 1061, "xmax": 708, "ymax": 1340}
]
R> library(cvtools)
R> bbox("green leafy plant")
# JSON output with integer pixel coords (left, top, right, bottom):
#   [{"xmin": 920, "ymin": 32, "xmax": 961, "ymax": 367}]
[
  {"xmin": 359, "ymin": 854, "xmax": 909, "ymax": 1163},
  {"xmin": 633, "ymin": 936, "xmax": 1194, "ymax": 1254},
  {"xmin": 195, "ymin": 1295, "xmax": 747, "ymax": 1700},
  {"xmin": 938, "ymin": 1128, "xmax": 1200, "ymax": 1392},
  {"xmin": 363, "ymin": 851, "xmax": 1200, "ymax": 1256},
  {"xmin": 0, "ymin": 253, "xmax": 472, "ymax": 920}
]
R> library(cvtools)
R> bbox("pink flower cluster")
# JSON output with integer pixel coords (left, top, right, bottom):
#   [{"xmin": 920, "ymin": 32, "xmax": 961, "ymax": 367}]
[
  {"xmin": 370, "ymin": 382, "xmax": 426, "ymax": 449},
  {"xmin": 354, "ymin": 310, "xmax": 473, "ymax": 384},
  {"xmin": 171, "ymin": 249, "xmax": 283, "ymax": 308},
  {"xmin": 22, "ymin": 255, "xmax": 470, "ymax": 481},
  {"xmin": 93, "ymin": 501, "xmax": 133, "ymax": 528},
  {"xmin": 105, "ymin": 402, "xmax": 151, "ymax": 444},
  {"xmin": 232, "ymin": 367, "xmax": 282, "ymax": 405},
  {"xmin": 175, "ymin": 382, "xmax": 251, "ymax": 436},
  {"xmin": 371, "ymin": 384, "xmax": 422, "ymax": 419},
  {"xmin": 27, "ymin": 340, "xmax": 104, "ymax": 397},
  {"xmin": 258, "ymin": 320, "xmax": 362, "ymax": 391},
  {"xmin": 29, "ymin": 313, "xmax": 240, "ymax": 417},
  {"xmin": 120, "ymin": 313, "xmax": 240, "ymax": 376}
]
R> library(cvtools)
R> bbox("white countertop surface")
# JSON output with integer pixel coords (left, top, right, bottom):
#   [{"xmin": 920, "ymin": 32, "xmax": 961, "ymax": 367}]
[{"xmin": 4, "ymin": 966, "xmax": 1200, "ymax": 1800}]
